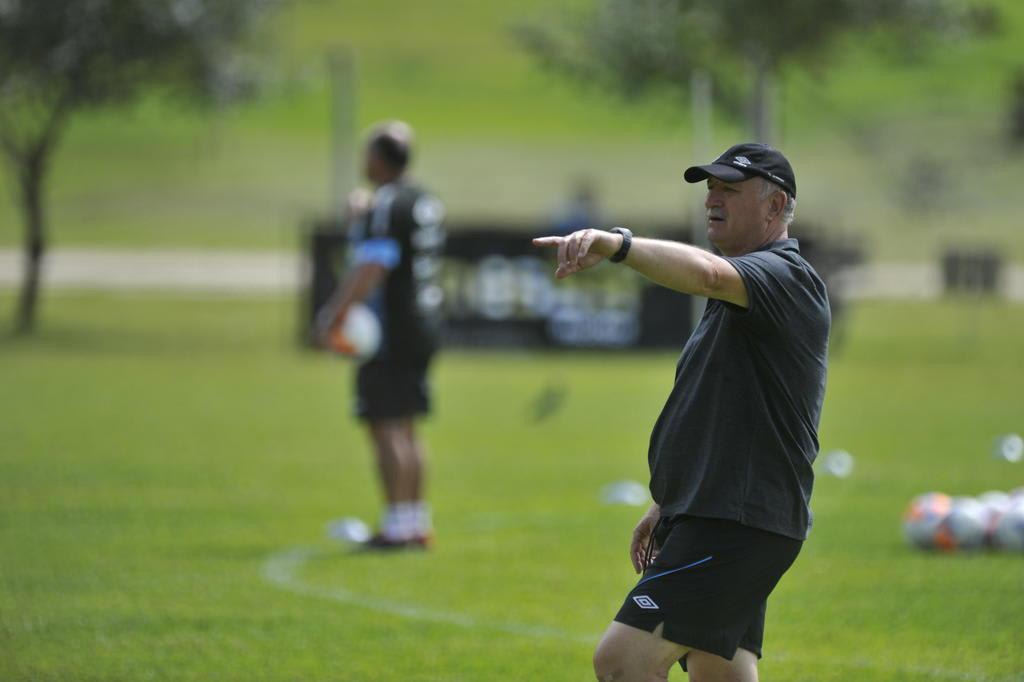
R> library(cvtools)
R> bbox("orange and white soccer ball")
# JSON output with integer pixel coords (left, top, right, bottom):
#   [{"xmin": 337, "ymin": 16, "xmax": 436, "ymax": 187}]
[
  {"xmin": 903, "ymin": 492, "xmax": 952, "ymax": 550},
  {"xmin": 933, "ymin": 497, "xmax": 988, "ymax": 551},
  {"xmin": 328, "ymin": 303, "xmax": 381, "ymax": 360},
  {"xmin": 991, "ymin": 499, "xmax": 1024, "ymax": 551}
]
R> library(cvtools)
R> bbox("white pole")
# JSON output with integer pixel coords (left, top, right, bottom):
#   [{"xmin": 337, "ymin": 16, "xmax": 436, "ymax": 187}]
[
  {"xmin": 690, "ymin": 68, "xmax": 713, "ymax": 329},
  {"xmin": 328, "ymin": 48, "xmax": 356, "ymax": 228}
]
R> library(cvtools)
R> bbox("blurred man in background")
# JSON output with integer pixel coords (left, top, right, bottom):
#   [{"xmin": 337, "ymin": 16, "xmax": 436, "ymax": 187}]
[
  {"xmin": 318, "ymin": 121, "xmax": 446, "ymax": 549},
  {"xmin": 535, "ymin": 143, "xmax": 829, "ymax": 681},
  {"xmin": 551, "ymin": 177, "xmax": 603, "ymax": 235}
]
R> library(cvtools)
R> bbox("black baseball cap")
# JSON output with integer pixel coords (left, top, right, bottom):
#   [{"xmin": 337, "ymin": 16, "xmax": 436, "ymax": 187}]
[{"xmin": 684, "ymin": 143, "xmax": 796, "ymax": 198}]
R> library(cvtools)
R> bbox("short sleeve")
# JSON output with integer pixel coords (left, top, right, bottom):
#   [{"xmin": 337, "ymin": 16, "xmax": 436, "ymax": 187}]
[
  {"xmin": 723, "ymin": 250, "xmax": 825, "ymax": 332},
  {"xmin": 349, "ymin": 185, "xmax": 402, "ymax": 270},
  {"xmin": 352, "ymin": 238, "xmax": 401, "ymax": 269}
]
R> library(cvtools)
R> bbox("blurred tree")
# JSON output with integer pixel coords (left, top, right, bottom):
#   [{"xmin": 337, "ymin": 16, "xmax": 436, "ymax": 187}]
[
  {"xmin": 514, "ymin": 0, "xmax": 997, "ymax": 143},
  {"xmin": 1010, "ymin": 68, "xmax": 1024, "ymax": 147},
  {"xmin": 0, "ymin": 0, "xmax": 273, "ymax": 334}
]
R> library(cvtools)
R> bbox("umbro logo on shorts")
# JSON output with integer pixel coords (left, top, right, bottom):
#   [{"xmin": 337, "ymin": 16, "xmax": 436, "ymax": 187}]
[{"xmin": 632, "ymin": 595, "xmax": 659, "ymax": 610}]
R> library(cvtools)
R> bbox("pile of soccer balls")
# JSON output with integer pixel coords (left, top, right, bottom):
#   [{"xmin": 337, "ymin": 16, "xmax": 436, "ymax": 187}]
[{"xmin": 903, "ymin": 490, "xmax": 1024, "ymax": 552}]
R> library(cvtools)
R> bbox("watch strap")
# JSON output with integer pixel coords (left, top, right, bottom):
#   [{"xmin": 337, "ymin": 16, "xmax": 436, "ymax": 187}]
[{"xmin": 608, "ymin": 227, "xmax": 633, "ymax": 263}]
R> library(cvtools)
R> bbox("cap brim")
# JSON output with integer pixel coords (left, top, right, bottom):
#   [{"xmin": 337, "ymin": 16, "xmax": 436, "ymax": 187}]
[{"xmin": 683, "ymin": 163, "xmax": 751, "ymax": 185}]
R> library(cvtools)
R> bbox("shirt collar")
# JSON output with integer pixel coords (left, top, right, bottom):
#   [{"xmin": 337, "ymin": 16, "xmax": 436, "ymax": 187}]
[{"xmin": 752, "ymin": 237, "xmax": 799, "ymax": 254}]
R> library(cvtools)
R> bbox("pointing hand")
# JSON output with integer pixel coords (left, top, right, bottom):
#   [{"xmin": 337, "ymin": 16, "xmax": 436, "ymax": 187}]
[{"xmin": 532, "ymin": 229, "xmax": 622, "ymax": 279}]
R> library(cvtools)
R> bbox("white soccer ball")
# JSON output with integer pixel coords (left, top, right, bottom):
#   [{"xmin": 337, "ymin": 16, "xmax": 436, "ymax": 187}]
[
  {"xmin": 822, "ymin": 449, "xmax": 854, "ymax": 478},
  {"xmin": 903, "ymin": 492, "xmax": 952, "ymax": 550},
  {"xmin": 601, "ymin": 480, "xmax": 650, "ymax": 507},
  {"xmin": 329, "ymin": 303, "xmax": 381, "ymax": 360},
  {"xmin": 991, "ymin": 500, "xmax": 1024, "ymax": 551},
  {"xmin": 977, "ymin": 490, "xmax": 1012, "ymax": 544},
  {"xmin": 934, "ymin": 497, "xmax": 988, "ymax": 551},
  {"xmin": 993, "ymin": 434, "xmax": 1024, "ymax": 463},
  {"xmin": 326, "ymin": 517, "xmax": 371, "ymax": 544},
  {"xmin": 978, "ymin": 490, "xmax": 1012, "ymax": 512}
]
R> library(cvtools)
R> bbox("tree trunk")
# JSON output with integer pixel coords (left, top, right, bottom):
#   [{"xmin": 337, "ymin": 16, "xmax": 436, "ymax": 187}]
[
  {"xmin": 749, "ymin": 58, "xmax": 776, "ymax": 144},
  {"xmin": 14, "ymin": 145, "xmax": 48, "ymax": 335}
]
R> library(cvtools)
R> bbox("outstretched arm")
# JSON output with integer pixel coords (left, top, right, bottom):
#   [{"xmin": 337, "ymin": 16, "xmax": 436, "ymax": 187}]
[{"xmin": 533, "ymin": 229, "xmax": 748, "ymax": 308}]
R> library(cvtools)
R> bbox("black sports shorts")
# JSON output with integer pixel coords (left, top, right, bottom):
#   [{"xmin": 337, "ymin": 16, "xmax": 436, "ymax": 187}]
[
  {"xmin": 614, "ymin": 514, "xmax": 802, "ymax": 668},
  {"xmin": 355, "ymin": 357, "xmax": 432, "ymax": 420}
]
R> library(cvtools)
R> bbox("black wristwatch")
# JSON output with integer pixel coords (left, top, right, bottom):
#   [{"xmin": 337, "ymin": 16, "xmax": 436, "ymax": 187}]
[{"xmin": 608, "ymin": 227, "xmax": 633, "ymax": 263}]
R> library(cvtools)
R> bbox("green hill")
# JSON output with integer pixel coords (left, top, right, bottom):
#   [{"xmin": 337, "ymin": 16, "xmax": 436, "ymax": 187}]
[{"xmin": 1, "ymin": 0, "xmax": 1023, "ymax": 260}]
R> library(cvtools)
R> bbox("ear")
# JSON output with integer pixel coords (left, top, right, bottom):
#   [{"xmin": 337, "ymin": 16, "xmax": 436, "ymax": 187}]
[{"xmin": 767, "ymin": 190, "xmax": 786, "ymax": 221}]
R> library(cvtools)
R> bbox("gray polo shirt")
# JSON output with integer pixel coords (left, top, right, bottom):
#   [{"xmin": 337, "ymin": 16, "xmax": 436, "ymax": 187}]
[{"xmin": 648, "ymin": 238, "xmax": 830, "ymax": 540}]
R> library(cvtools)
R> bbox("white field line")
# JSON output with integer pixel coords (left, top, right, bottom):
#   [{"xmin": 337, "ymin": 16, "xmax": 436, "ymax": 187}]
[
  {"xmin": 261, "ymin": 545, "xmax": 1013, "ymax": 682},
  {"xmin": 262, "ymin": 546, "xmax": 595, "ymax": 645},
  {"xmin": 1, "ymin": 249, "xmax": 1023, "ymax": 301}
]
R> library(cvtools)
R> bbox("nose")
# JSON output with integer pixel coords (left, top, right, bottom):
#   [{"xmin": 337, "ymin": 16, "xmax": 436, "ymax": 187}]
[{"xmin": 705, "ymin": 190, "xmax": 722, "ymax": 208}]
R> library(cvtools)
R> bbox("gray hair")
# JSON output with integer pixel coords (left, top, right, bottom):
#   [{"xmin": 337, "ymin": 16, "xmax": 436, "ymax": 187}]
[{"xmin": 758, "ymin": 177, "xmax": 796, "ymax": 227}]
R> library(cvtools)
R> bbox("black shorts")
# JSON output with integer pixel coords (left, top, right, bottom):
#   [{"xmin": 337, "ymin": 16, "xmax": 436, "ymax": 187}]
[
  {"xmin": 613, "ymin": 515, "xmax": 801, "ymax": 668},
  {"xmin": 355, "ymin": 357, "xmax": 432, "ymax": 420}
]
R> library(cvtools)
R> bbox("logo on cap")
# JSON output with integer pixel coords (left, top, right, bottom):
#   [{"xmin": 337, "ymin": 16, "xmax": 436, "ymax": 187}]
[{"xmin": 733, "ymin": 156, "xmax": 752, "ymax": 167}]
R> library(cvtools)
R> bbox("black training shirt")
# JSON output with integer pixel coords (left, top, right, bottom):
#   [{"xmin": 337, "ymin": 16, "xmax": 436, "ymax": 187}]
[
  {"xmin": 648, "ymin": 238, "xmax": 830, "ymax": 540},
  {"xmin": 348, "ymin": 181, "xmax": 446, "ymax": 363}
]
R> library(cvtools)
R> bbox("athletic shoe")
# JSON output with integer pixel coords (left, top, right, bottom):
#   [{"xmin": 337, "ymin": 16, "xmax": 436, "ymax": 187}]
[
  {"xmin": 359, "ymin": 533, "xmax": 430, "ymax": 551},
  {"xmin": 410, "ymin": 532, "xmax": 433, "ymax": 549}
]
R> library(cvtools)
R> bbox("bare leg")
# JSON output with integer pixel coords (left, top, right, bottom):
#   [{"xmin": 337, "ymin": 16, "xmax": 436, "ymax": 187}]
[
  {"xmin": 593, "ymin": 621, "xmax": 759, "ymax": 682},
  {"xmin": 593, "ymin": 622, "xmax": 689, "ymax": 682},
  {"xmin": 367, "ymin": 419, "xmax": 409, "ymax": 504},
  {"xmin": 686, "ymin": 648, "xmax": 758, "ymax": 682},
  {"xmin": 401, "ymin": 419, "xmax": 426, "ymax": 503}
]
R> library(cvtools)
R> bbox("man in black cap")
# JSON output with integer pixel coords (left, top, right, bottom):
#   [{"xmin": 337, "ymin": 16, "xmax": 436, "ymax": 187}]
[{"xmin": 534, "ymin": 143, "xmax": 830, "ymax": 681}]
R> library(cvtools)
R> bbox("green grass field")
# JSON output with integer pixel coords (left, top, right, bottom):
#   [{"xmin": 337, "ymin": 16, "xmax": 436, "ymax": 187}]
[
  {"xmin": 2, "ymin": 0, "xmax": 1024, "ymax": 258},
  {"xmin": 1, "ymin": 293, "xmax": 1023, "ymax": 681}
]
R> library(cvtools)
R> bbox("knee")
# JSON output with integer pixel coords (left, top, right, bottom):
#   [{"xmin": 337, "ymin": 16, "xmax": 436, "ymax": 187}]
[
  {"xmin": 593, "ymin": 622, "xmax": 682, "ymax": 681},
  {"xmin": 592, "ymin": 639, "xmax": 621, "ymax": 681},
  {"xmin": 594, "ymin": 638, "xmax": 653, "ymax": 681}
]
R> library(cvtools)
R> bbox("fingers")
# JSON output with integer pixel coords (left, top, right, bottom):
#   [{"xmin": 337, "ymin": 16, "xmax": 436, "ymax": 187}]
[
  {"xmin": 533, "ymin": 234, "xmax": 574, "ymax": 279},
  {"xmin": 631, "ymin": 542, "xmax": 658, "ymax": 573},
  {"xmin": 630, "ymin": 527, "xmax": 650, "ymax": 574},
  {"xmin": 533, "ymin": 230, "xmax": 601, "ymax": 279},
  {"xmin": 630, "ymin": 539, "xmax": 643, "ymax": 574},
  {"xmin": 566, "ymin": 230, "xmax": 596, "ymax": 268},
  {"xmin": 577, "ymin": 230, "xmax": 596, "ymax": 267},
  {"xmin": 630, "ymin": 510, "xmax": 661, "ymax": 573},
  {"xmin": 632, "ymin": 542, "xmax": 659, "ymax": 573},
  {"xmin": 565, "ymin": 232, "xmax": 578, "ymax": 267}
]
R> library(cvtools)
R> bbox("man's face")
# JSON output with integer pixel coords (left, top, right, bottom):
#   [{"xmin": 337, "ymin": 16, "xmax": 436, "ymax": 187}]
[
  {"xmin": 704, "ymin": 177, "xmax": 772, "ymax": 256},
  {"xmin": 364, "ymin": 146, "xmax": 385, "ymax": 184}
]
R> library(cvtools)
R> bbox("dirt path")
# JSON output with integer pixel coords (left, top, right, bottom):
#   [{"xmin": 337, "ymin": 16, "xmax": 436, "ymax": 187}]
[{"xmin": 1, "ymin": 249, "xmax": 1021, "ymax": 301}]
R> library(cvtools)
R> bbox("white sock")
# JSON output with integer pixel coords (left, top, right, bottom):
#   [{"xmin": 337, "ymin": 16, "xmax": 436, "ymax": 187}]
[
  {"xmin": 383, "ymin": 503, "xmax": 429, "ymax": 540},
  {"xmin": 399, "ymin": 502, "xmax": 419, "ymax": 540},
  {"xmin": 382, "ymin": 505, "xmax": 406, "ymax": 540}
]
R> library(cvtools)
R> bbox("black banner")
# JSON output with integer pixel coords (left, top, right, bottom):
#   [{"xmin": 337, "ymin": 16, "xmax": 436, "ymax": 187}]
[{"xmin": 306, "ymin": 224, "xmax": 694, "ymax": 349}]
